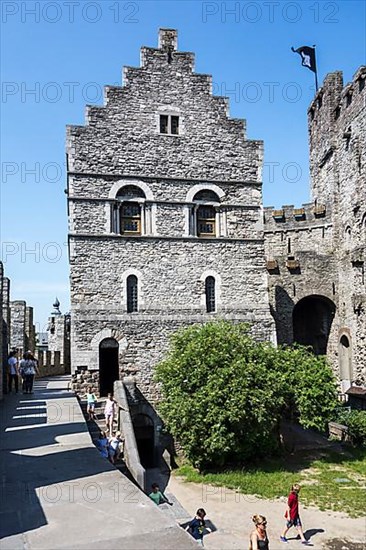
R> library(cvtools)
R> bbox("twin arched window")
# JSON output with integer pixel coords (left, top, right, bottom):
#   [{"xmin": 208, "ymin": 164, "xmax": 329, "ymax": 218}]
[{"xmin": 112, "ymin": 184, "xmax": 223, "ymax": 238}]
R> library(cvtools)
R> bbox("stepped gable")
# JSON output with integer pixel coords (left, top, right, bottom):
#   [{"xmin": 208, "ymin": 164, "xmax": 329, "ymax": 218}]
[{"xmin": 67, "ymin": 28, "xmax": 262, "ymax": 185}]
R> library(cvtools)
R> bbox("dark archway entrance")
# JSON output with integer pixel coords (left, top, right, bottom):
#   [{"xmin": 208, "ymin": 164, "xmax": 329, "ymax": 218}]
[
  {"xmin": 293, "ymin": 295, "xmax": 336, "ymax": 355},
  {"xmin": 99, "ymin": 338, "xmax": 119, "ymax": 396},
  {"xmin": 133, "ymin": 414, "xmax": 155, "ymax": 468}
]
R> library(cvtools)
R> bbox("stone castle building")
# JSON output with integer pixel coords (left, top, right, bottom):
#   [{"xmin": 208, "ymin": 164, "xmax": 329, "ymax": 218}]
[
  {"xmin": 67, "ymin": 28, "xmax": 275, "ymax": 398},
  {"xmin": 265, "ymin": 67, "xmax": 366, "ymax": 391},
  {"xmin": 67, "ymin": 29, "xmax": 365, "ymax": 400},
  {"xmin": 45, "ymin": 298, "xmax": 71, "ymax": 374}
]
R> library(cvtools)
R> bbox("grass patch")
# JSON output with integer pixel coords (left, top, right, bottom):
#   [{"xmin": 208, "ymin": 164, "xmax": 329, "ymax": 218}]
[{"xmin": 174, "ymin": 448, "xmax": 366, "ymax": 518}]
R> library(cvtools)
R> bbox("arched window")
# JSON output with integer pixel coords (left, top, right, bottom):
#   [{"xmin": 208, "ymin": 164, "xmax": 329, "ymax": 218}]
[
  {"xmin": 113, "ymin": 186, "xmax": 146, "ymax": 235},
  {"xmin": 127, "ymin": 275, "xmax": 138, "ymax": 313},
  {"xmin": 117, "ymin": 185, "xmax": 145, "ymax": 200},
  {"xmin": 193, "ymin": 190, "xmax": 220, "ymax": 238},
  {"xmin": 205, "ymin": 276, "xmax": 215, "ymax": 313},
  {"xmin": 339, "ymin": 334, "xmax": 352, "ymax": 381},
  {"xmin": 345, "ymin": 225, "xmax": 352, "ymax": 249}
]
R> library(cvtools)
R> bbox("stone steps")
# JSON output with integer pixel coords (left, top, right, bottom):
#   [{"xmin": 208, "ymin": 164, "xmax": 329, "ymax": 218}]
[{"xmin": 79, "ymin": 400, "xmax": 129, "ymax": 476}]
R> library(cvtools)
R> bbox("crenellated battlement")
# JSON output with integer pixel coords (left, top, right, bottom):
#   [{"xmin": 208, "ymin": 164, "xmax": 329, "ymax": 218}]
[
  {"xmin": 307, "ymin": 65, "xmax": 365, "ymax": 207},
  {"xmin": 263, "ymin": 201, "xmax": 332, "ymax": 231},
  {"xmin": 308, "ymin": 66, "xmax": 365, "ymax": 123}
]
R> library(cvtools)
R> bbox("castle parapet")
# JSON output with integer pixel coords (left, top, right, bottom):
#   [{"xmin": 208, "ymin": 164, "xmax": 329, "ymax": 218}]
[{"xmin": 264, "ymin": 202, "xmax": 331, "ymax": 231}]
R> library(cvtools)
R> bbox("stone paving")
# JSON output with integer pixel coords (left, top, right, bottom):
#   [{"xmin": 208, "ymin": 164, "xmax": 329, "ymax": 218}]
[{"xmin": 0, "ymin": 376, "xmax": 196, "ymax": 549}]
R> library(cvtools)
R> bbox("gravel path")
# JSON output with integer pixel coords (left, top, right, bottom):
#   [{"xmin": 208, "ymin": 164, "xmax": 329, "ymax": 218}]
[{"xmin": 168, "ymin": 475, "xmax": 365, "ymax": 550}]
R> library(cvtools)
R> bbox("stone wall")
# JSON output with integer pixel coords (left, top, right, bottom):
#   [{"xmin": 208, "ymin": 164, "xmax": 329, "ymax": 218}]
[
  {"xmin": 265, "ymin": 67, "xmax": 366, "ymax": 385},
  {"xmin": 10, "ymin": 300, "xmax": 26, "ymax": 353},
  {"xmin": 47, "ymin": 314, "xmax": 71, "ymax": 372},
  {"xmin": 25, "ymin": 306, "xmax": 35, "ymax": 354},
  {"xmin": 37, "ymin": 350, "xmax": 65, "ymax": 377},
  {"xmin": 68, "ymin": 28, "xmax": 275, "ymax": 400}
]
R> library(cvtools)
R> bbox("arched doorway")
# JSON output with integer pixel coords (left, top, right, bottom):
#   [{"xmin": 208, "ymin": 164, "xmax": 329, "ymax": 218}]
[
  {"xmin": 293, "ymin": 296, "xmax": 336, "ymax": 355},
  {"xmin": 339, "ymin": 334, "xmax": 352, "ymax": 381},
  {"xmin": 132, "ymin": 413, "xmax": 155, "ymax": 468},
  {"xmin": 99, "ymin": 338, "xmax": 119, "ymax": 396}
]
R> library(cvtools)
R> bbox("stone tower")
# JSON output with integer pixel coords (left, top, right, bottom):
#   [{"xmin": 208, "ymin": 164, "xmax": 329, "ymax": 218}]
[
  {"xmin": 67, "ymin": 28, "xmax": 275, "ymax": 399},
  {"xmin": 47, "ymin": 298, "xmax": 71, "ymax": 373},
  {"xmin": 264, "ymin": 67, "xmax": 366, "ymax": 389}
]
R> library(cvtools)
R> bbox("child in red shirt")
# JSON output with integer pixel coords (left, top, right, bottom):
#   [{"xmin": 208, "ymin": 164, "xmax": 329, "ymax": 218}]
[{"xmin": 280, "ymin": 484, "xmax": 309, "ymax": 545}]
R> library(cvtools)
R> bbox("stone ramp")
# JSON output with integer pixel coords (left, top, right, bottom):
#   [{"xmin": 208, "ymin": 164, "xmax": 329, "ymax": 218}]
[{"xmin": 0, "ymin": 376, "xmax": 196, "ymax": 549}]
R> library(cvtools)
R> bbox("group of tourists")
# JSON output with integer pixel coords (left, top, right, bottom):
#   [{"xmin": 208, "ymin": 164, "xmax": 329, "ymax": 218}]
[
  {"xmin": 148, "ymin": 484, "xmax": 212, "ymax": 547},
  {"xmin": 96, "ymin": 430, "xmax": 124, "ymax": 464},
  {"xmin": 7, "ymin": 350, "xmax": 39, "ymax": 395},
  {"xmin": 86, "ymin": 388, "xmax": 309, "ymax": 548},
  {"xmin": 85, "ymin": 389, "xmax": 124, "ymax": 464},
  {"xmin": 148, "ymin": 482, "xmax": 309, "ymax": 548},
  {"xmin": 249, "ymin": 484, "xmax": 310, "ymax": 549}
]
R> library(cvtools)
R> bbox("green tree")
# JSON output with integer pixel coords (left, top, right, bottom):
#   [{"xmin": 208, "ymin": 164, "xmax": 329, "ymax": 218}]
[{"xmin": 155, "ymin": 321, "xmax": 338, "ymax": 470}]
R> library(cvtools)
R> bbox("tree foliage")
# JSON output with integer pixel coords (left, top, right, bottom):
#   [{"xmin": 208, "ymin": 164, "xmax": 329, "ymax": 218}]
[{"xmin": 155, "ymin": 321, "xmax": 338, "ymax": 470}]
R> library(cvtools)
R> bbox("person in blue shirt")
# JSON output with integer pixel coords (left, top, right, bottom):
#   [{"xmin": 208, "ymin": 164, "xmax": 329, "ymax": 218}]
[{"xmin": 186, "ymin": 508, "xmax": 212, "ymax": 546}]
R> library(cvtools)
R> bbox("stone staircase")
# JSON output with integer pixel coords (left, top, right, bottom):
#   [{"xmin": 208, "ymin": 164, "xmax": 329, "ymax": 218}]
[
  {"xmin": 79, "ymin": 396, "xmax": 191, "ymax": 524},
  {"xmin": 78, "ymin": 397, "xmax": 131, "ymax": 478}
]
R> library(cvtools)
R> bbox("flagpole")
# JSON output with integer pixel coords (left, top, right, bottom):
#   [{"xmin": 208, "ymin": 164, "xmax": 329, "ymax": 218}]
[{"xmin": 313, "ymin": 44, "xmax": 319, "ymax": 91}]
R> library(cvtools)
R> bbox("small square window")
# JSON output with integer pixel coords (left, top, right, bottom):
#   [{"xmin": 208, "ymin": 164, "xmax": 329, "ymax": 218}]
[{"xmin": 159, "ymin": 114, "xmax": 180, "ymax": 135}]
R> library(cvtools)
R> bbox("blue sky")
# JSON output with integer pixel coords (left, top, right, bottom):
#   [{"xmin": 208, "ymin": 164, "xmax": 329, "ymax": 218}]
[{"xmin": 1, "ymin": 0, "xmax": 365, "ymax": 329}]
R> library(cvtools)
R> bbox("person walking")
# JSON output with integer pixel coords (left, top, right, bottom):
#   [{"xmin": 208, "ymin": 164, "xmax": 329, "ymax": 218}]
[
  {"xmin": 249, "ymin": 515, "xmax": 269, "ymax": 550},
  {"xmin": 85, "ymin": 387, "xmax": 97, "ymax": 421},
  {"xmin": 104, "ymin": 393, "xmax": 116, "ymax": 434},
  {"xmin": 7, "ymin": 351, "xmax": 19, "ymax": 393},
  {"xmin": 108, "ymin": 432, "xmax": 123, "ymax": 464},
  {"xmin": 186, "ymin": 508, "xmax": 211, "ymax": 546},
  {"xmin": 19, "ymin": 352, "xmax": 39, "ymax": 394},
  {"xmin": 96, "ymin": 431, "xmax": 109, "ymax": 459},
  {"xmin": 280, "ymin": 484, "xmax": 309, "ymax": 544}
]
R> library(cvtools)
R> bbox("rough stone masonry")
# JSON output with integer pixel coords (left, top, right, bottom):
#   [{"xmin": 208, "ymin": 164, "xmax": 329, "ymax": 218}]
[
  {"xmin": 68, "ymin": 29, "xmax": 365, "ymax": 400},
  {"xmin": 67, "ymin": 28, "xmax": 276, "ymax": 400}
]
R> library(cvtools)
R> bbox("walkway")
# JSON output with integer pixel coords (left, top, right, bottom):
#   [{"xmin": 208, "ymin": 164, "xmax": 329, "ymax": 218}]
[
  {"xmin": 168, "ymin": 475, "xmax": 366, "ymax": 549},
  {"xmin": 0, "ymin": 377, "xmax": 196, "ymax": 549}
]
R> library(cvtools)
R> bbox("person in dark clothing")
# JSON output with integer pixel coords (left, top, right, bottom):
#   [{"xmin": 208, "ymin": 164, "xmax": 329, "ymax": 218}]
[
  {"xmin": 186, "ymin": 508, "xmax": 211, "ymax": 546},
  {"xmin": 250, "ymin": 514, "xmax": 269, "ymax": 550}
]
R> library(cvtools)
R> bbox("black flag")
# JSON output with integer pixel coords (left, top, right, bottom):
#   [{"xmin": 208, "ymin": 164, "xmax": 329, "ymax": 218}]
[{"xmin": 291, "ymin": 45, "xmax": 317, "ymax": 73}]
